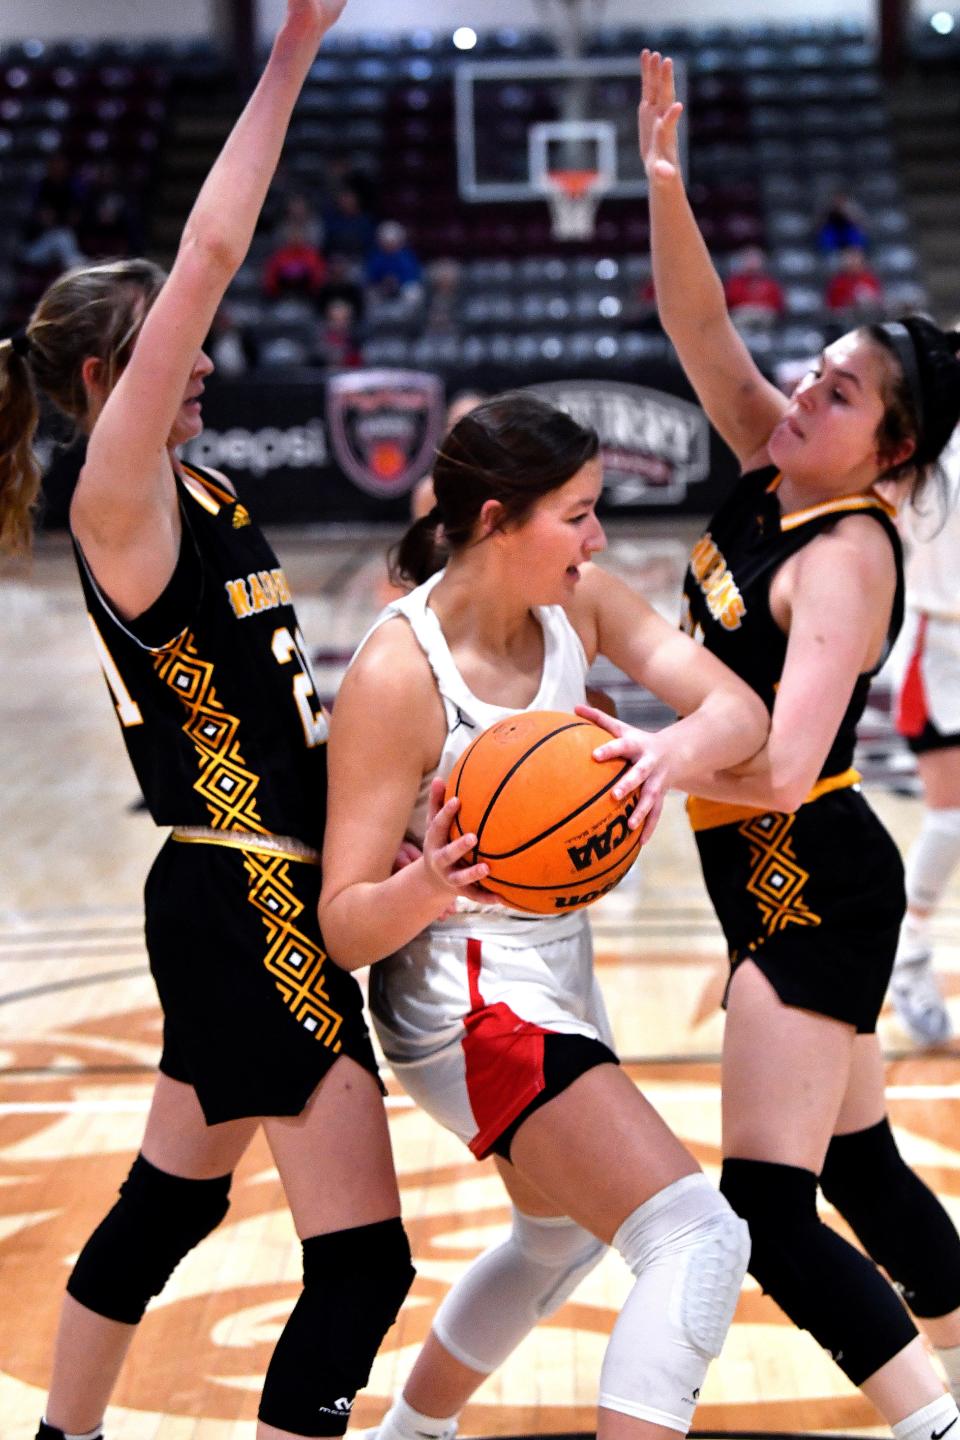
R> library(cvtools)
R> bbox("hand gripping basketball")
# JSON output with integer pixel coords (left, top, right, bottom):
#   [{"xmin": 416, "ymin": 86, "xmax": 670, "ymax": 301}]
[
  {"xmin": 444, "ymin": 711, "xmax": 645, "ymax": 914},
  {"xmin": 575, "ymin": 703, "xmax": 670, "ymax": 843},
  {"xmin": 422, "ymin": 777, "xmax": 492, "ymax": 902}
]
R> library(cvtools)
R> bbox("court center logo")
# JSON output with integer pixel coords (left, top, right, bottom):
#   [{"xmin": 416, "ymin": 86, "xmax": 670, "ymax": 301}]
[
  {"xmin": 529, "ymin": 379, "xmax": 710, "ymax": 506},
  {"xmin": 327, "ymin": 369, "xmax": 445, "ymax": 498}
]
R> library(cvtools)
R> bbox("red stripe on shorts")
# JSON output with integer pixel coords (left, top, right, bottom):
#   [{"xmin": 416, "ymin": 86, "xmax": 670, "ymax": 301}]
[
  {"xmin": 896, "ymin": 615, "xmax": 929, "ymax": 738},
  {"xmin": 463, "ymin": 937, "xmax": 552, "ymax": 1159}
]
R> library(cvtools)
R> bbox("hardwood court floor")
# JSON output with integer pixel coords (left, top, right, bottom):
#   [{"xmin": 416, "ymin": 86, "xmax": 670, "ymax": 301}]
[{"xmin": 2, "ymin": 526, "xmax": 960, "ymax": 1440}]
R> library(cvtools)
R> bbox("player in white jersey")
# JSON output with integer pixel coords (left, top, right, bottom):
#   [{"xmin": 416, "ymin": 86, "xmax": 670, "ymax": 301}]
[
  {"xmin": 892, "ymin": 421, "xmax": 960, "ymax": 1043},
  {"xmin": 362, "ymin": 568, "xmax": 614, "ymax": 1155},
  {"xmin": 320, "ymin": 392, "xmax": 768, "ymax": 1440}
]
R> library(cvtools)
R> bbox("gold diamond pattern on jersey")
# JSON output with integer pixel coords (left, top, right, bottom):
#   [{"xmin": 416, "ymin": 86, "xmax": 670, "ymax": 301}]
[
  {"xmin": 242, "ymin": 849, "xmax": 343, "ymax": 1052},
  {"xmin": 154, "ymin": 629, "xmax": 342, "ymax": 1045},
  {"xmin": 738, "ymin": 811, "xmax": 822, "ymax": 937}
]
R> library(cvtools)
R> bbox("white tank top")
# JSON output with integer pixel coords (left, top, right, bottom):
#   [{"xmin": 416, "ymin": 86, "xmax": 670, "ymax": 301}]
[
  {"xmin": 903, "ymin": 425, "xmax": 960, "ymax": 619},
  {"xmin": 353, "ymin": 569, "xmax": 591, "ymax": 845}
]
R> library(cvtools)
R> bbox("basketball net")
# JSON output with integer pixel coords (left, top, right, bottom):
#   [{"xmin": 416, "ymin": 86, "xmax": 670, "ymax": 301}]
[{"xmin": 543, "ymin": 168, "xmax": 602, "ymax": 240}]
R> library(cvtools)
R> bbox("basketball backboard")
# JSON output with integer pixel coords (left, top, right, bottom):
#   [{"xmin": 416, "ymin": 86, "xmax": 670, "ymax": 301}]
[{"xmin": 454, "ymin": 56, "xmax": 687, "ymax": 205}]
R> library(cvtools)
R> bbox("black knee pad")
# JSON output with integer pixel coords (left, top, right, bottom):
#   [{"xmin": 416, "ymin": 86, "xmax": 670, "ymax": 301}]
[
  {"xmin": 721, "ymin": 1157, "xmax": 916, "ymax": 1385},
  {"xmin": 67, "ymin": 1154, "xmax": 231, "ymax": 1324},
  {"xmin": 258, "ymin": 1216, "xmax": 415, "ymax": 1437},
  {"xmin": 821, "ymin": 1118, "xmax": 960, "ymax": 1318}
]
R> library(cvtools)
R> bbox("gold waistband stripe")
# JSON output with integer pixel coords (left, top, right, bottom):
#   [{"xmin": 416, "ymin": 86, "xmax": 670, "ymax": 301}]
[
  {"xmin": 171, "ymin": 825, "xmax": 322, "ymax": 866},
  {"xmin": 686, "ymin": 767, "xmax": 861, "ymax": 833}
]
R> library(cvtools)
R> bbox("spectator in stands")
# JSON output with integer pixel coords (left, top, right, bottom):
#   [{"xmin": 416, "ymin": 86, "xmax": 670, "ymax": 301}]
[
  {"xmin": 723, "ymin": 246, "xmax": 785, "ymax": 328},
  {"xmin": 323, "ymin": 183, "xmax": 376, "ymax": 260},
  {"xmin": 78, "ymin": 191, "xmax": 140, "ymax": 261},
  {"xmin": 817, "ymin": 190, "xmax": 869, "ymax": 255},
  {"xmin": 33, "ymin": 155, "xmax": 85, "ymax": 230},
  {"xmin": 824, "ymin": 245, "xmax": 884, "ymax": 319},
  {"xmin": 207, "ymin": 304, "xmax": 258, "ymax": 376},
  {"xmin": 77, "ymin": 163, "xmax": 144, "ymax": 259},
  {"xmin": 365, "ymin": 220, "xmax": 423, "ymax": 311},
  {"xmin": 21, "ymin": 213, "xmax": 86, "ymax": 275},
  {"xmin": 326, "ymin": 155, "xmax": 379, "ymax": 217},
  {"xmin": 312, "ymin": 295, "xmax": 362, "ymax": 368},
  {"xmin": 262, "ymin": 218, "xmax": 328, "ymax": 299},
  {"xmin": 423, "ymin": 258, "xmax": 461, "ymax": 336},
  {"xmin": 274, "ymin": 190, "xmax": 324, "ymax": 250},
  {"xmin": 317, "ymin": 252, "xmax": 365, "ymax": 324}
]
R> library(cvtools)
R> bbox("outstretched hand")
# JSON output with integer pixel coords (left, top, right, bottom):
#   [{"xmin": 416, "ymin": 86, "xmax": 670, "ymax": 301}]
[
  {"xmin": 285, "ymin": 0, "xmax": 347, "ymax": 39},
  {"xmin": 638, "ymin": 49, "xmax": 683, "ymax": 185},
  {"xmin": 576, "ymin": 703, "xmax": 672, "ymax": 846}
]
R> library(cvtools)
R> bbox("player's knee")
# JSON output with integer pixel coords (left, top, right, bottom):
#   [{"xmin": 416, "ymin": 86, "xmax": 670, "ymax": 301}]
[
  {"xmin": 822, "ymin": 1120, "xmax": 960, "ymax": 1318},
  {"xmin": 598, "ymin": 1175, "xmax": 748, "ymax": 1433},
  {"xmin": 432, "ymin": 1207, "xmax": 603, "ymax": 1375},
  {"xmin": 613, "ymin": 1173, "xmax": 749, "ymax": 1360},
  {"xmin": 510, "ymin": 1208, "xmax": 606, "ymax": 1314},
  {"xmin": 258, "ymin": 1217, "xmax": 414, "ymax": 1436},
  {"xmin": 66, "ymin": 1153, "xmax": 231, "ymax": 1324},
  {"xmin": 721, "ymin": 1156, "xmax": 917, "ymax": 1382}
]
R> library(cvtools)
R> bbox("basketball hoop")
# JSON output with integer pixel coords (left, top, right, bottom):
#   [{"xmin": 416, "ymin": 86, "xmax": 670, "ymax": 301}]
[
  {"xmin": 543, "ymin": 168, "xmax": 604, "ymax": 241},
  {"xmin": 529, "ymin": 120, "xmax": 615, "ymax": 243}
]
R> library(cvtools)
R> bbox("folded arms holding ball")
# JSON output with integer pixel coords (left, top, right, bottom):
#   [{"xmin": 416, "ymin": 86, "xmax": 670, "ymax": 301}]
[{"xmin": 319, "ymin": 391, "xmax": 767, "ymax": 970}]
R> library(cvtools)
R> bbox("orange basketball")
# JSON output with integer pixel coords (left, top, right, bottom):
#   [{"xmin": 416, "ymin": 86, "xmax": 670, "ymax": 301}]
[{"xmin": 445, "ymin": 710, "xmax": 642, "ymax": 914}]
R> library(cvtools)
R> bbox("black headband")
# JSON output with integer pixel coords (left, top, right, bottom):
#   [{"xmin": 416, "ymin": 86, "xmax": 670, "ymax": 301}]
[
  {"xmin": 879, "ymin": 320, "xmax": 925, "ymax": 454},
  {"xmin": 8, "ymin": 328, "xmax": 30, "ymax": 359}
]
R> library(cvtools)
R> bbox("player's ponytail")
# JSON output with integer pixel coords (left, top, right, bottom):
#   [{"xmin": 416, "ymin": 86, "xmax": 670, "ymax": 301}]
[
  {"xmin": 390, "ymin": 506, "xmax": 445, "ymax": 588},
  {"xmin": 0, "ymin": 258, "xmax": 166, "ymax": 557},
  {"xmin": 0, "ymin": 332, "xmax": 42, "ymax": 556}
]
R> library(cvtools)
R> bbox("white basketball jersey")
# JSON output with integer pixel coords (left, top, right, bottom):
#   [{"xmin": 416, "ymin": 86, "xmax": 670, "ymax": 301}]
[
  {"xmin": 355, "ymin": 569, "xmax": 591, "ymax": 845},
  {"xmin": 903, "ymin": 425, "xmax": 960, "ymax": 619}
]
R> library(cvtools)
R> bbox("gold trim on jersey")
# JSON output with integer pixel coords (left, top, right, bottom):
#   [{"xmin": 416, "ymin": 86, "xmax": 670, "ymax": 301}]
[
  {"xmin": 180, "ymin": 462, "xmax": 239, "ymax": 510},
  {"xmin": 181, "ymin": 471, "xmax": 221, "ymax": 514},
  {"xmin": 686, "ymin": 766, "xmax": 860, "ymax": 832},
  {"xmin": 764, "ymin": 473, "xmax": 897, "ymax": 528},
  {"xmin": 171, "ymin": 826, "xmax": 321, "ymax": 866}
]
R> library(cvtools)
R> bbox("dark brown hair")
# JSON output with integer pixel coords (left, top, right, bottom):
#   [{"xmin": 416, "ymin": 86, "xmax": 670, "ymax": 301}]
[
  {"xmin": 864, "ymin": 315, "xmax": 960, "ymax": 499},
  {"xmin": 0, "ymin": 258, "xmax": 165, "ymax": 555},
  {"xmin": 391, "ymin": 391, "xmax": 600, "ymax": 588}
]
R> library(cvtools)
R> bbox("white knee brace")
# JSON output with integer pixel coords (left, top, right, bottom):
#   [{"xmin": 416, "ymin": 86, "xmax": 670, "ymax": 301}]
[
  {"xmin": 433, "ymin": 1207, "xmax": 605, "ymax": 1374},
  {"xmin": 599, "ymin": 1173, "xmax": 749, "ymax": 1434}
]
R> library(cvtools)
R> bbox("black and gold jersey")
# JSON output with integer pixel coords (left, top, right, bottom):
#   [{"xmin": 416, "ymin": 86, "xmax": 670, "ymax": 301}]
[
  {"xmin": 74, "ymin": 463, "xmax": 328, "ymax": 849},
  {"xmin": 681, "ymin": 465, "xmax": 904, "ymax": 783}
]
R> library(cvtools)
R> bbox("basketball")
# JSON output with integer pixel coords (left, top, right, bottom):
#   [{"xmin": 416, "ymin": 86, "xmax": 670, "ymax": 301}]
[{"xmin": 445, "ymin": 710, "xmax": 642, "ymax": 914}]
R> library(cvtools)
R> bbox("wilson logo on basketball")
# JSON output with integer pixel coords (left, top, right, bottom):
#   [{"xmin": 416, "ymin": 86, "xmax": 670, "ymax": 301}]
[{"xmin": 566, "ymin": 797, "xmax": 639, "ymax": 872}]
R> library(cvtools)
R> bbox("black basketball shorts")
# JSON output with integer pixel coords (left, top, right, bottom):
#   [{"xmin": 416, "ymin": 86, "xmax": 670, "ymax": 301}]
[
  {"xmin": 145, "ymin": 835, "xmax": 382, "ymax": 1123},
  {"xmin": 694, "ymin": 786, "xmax": 905, "ymax": 1035}
]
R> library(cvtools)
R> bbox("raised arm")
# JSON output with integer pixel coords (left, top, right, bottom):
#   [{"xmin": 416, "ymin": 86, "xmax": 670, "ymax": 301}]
[
  {"xmin": 71, "ymin": 1, "xmax": 346, "ymax": 613},
  {"xmin": 640, "ymin": 50, "xmax": 788, "ymax": 468}
]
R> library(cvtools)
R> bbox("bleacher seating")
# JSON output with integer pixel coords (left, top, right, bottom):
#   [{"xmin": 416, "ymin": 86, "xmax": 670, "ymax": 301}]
[{"xmin": 0, "ymin": 20, "xmax": 928, "ymax": 373}]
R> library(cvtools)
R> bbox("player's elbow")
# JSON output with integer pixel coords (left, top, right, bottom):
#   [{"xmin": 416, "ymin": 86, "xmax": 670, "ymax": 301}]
[
  {"xmin": 178, "ymin": 224, "xmax": 245, "ymax": 284},
  {"xmin": 739, "ymin": 688, "xmax": 770, "ymax": 753},
  {"xmin": 318, "ymin": 899, "xmax": 357, "ymax": 971}
]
